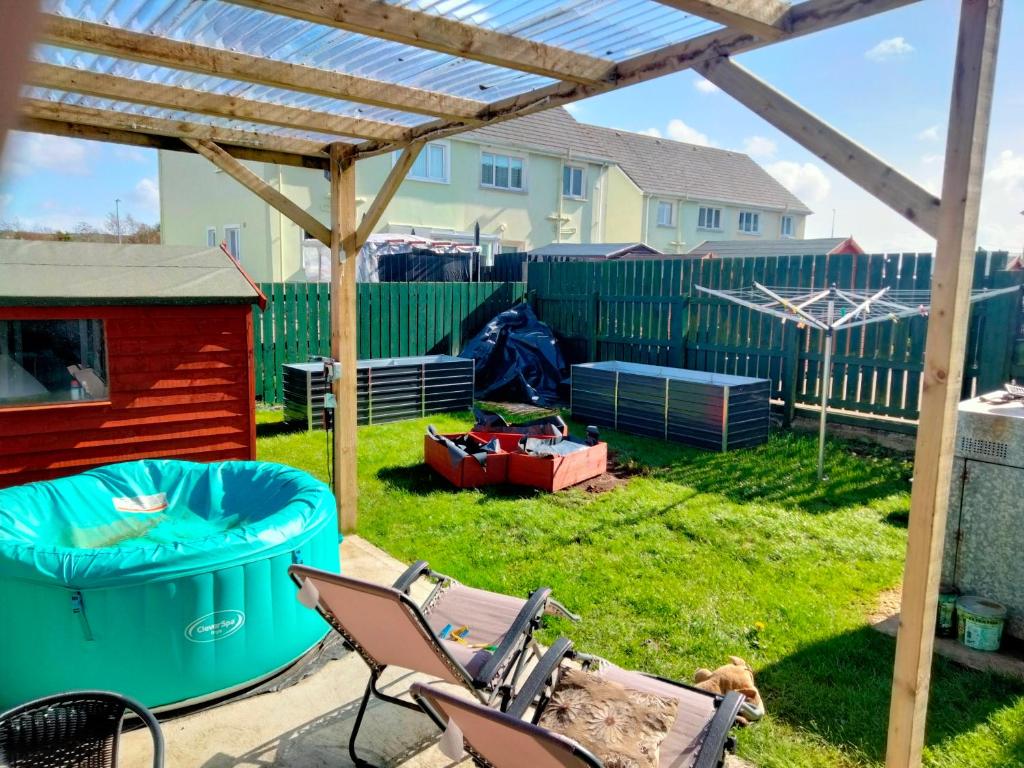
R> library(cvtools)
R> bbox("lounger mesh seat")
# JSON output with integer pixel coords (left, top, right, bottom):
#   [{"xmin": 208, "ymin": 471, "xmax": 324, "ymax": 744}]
[
  {"xmin": 412, "ymin": 638, "xmax": 745, "ymax": 768},
  {"xmin": 289, "ymin": 561, "xmax": 563, "ymax": 767}
]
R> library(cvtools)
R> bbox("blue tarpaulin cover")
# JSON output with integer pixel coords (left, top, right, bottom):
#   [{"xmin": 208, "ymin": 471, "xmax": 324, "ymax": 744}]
[
  {"xmin": 0, "ymin": 460, "xmax": 335, "ymax": 588},
  {"xmin": 460, "ymin": 302, "xmax": 567, "ymax": 406}
]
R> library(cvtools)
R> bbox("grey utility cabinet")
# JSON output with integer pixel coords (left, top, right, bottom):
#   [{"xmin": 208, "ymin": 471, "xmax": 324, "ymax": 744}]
[
  {"xmin": 942, "ymin": 391, "xmax": 1024, "ymax": 640},
  {"xmin": 571, "ymin": 361, "xmax": 770, "ymax": 451}
]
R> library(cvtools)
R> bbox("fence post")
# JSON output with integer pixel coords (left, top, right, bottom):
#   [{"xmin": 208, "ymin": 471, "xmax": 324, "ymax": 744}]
[
  {"xmin": 780, "ymin": 321, "xmax": 800, "ymax": 427},
  {"xmin": 670, "ymin": 297, "xmax": 686, "ymax": 367},
  {"xmin": 589, "ymin": 290, "xmax": 600, "ymax": 362}
]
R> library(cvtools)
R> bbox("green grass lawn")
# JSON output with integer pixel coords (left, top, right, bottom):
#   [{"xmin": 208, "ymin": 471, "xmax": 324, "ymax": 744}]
[{"xmin": 258, "ymin": 409, "xmax": 1024, "ymax": 768}]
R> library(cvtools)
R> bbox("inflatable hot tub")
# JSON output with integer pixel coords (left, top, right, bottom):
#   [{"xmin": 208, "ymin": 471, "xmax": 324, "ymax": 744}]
[{"xmin": 0, "ymin": 460, "xmax": 339, "ymax": 711}]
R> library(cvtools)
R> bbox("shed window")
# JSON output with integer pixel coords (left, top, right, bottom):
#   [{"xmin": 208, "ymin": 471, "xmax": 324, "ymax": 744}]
[{"xmin": 0, "ymin": 319, "xmax": 109, "ymax": 407}]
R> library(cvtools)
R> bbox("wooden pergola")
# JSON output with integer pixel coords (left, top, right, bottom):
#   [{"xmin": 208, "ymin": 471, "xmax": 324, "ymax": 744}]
[{"xmin": 0, "ymin": 2, "xmax": 1004, "ymax": 766}]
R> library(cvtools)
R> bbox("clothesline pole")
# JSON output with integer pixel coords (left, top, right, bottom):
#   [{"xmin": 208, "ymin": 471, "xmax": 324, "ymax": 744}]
[{"xmin": 817, "ymin": 285, "xmax": 836, "ymax": 481}]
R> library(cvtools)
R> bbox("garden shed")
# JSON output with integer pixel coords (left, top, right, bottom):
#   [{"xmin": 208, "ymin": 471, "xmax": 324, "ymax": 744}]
[{"xmin": 0, "ymin": 240, "xmax": 266, "ymax": 488}]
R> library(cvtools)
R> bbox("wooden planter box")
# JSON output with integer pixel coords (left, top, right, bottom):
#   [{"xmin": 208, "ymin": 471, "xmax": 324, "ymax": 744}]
[
  {"xmin": 507, "ymin": 441, "xmax": 608, "ymax": 492},
  {"xmin": 423, "ymin": 432, "xmax": 518, "ymax": 488},
  {"xmin": 571, "ymin": 361, "xmax": 770, "ymax": 451}
]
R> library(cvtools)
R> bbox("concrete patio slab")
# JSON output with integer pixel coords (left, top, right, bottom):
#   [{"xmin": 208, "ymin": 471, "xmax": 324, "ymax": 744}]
[{"xmin": 118, "ymin": 535, "xmax": 754, "ymax": 768}]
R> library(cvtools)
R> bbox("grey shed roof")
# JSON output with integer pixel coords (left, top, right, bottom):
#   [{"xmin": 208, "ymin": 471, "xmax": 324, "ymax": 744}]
[
  {"xmin": 686, "ymin": 237, "xmax": 860, "ymax": 259},
  {"xmin": 530, "ymin": 242, "xmax": 663, "ymax": 258},
  {"xmin": 0, "ymin": 241, "xmax": 265, "ymax": 307},
  {"xmin": 463, "ymin": 109, "xmax": 812, "ymax": 215}
]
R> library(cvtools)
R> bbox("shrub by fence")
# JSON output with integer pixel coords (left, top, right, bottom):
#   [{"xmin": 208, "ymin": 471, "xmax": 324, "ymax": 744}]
[
  {"xmin": 254, "ymin": 281, "xmax": 525, "ymax": 403},
  {"xmin": 528, "ymin": 251, "xmax": 1022, "ymax": 429}
]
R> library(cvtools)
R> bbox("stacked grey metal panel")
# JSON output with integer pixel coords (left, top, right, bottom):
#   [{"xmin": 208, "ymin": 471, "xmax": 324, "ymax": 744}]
[
  {"xmin": 571, "ymin": 361, "xmax": 770, "ymax": 451},
  {"xmin": 283, "ymin": 355, "xmax": 474, "ymax": 429}
]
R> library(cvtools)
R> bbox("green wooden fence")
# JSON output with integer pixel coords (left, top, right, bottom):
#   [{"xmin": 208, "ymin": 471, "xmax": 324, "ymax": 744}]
[
  {"xmin": 254, "ymin": 281, "xmax": 526, "ymax": 403},
  {"xmin": 528, "ymin": 252, "xmax": 1022, "ymax": 428}
]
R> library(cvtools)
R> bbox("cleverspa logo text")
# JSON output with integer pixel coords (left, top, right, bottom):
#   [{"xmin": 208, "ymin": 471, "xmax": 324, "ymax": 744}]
[{"xmin": 185, "ymin": 610, "xmax": 246, "ymax": 643}]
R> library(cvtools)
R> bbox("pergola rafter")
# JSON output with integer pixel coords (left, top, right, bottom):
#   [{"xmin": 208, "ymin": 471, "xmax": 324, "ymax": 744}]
[{"xmin": 2, "ymin": 3, "xmax": 1006, "ymax": 766}]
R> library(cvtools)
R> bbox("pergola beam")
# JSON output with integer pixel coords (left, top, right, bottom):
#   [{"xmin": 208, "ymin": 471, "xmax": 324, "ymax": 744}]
[
  {"xmin": 227, "ymin": 0, "xmax": 614, "ymax": 86},
  {"xmin": 356, "ymin": 143, "xmax": 424, "ymax": 248},
  {"xmin": 19, "ymin": 98, "xmax": 329, "ymax": 158},
  {"xmin": 182, "ymin": 138, "xmax": 331, "ymax": 247},
  {"xmin": 16, "ymin": 116, "xmax": 329, "ymax": 170},
  {"xmin": 348, "ymin": 0, "xmax": 925, "ymax": 159},
  {"xmin": 655, "ymin": 0, "xmax": 790, "ymax": 40},
  {"xmin": 26, "ymin": 63, "xmax": 406, "ymax": 142},
  {"xmin": 699, "ymin": 56, "xmax": 940, "ymax": 237},
  {"xmin": 41, "ymin": 14, "xmax": 485, "ymax": 122},
  {"xmin": 886, "ymin": 1, "xmax": 1003, "ymax": 766}
]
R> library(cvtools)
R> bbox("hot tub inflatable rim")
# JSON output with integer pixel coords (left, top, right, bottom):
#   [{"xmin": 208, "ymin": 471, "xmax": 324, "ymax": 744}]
[{"xmin": 0, "ymin": 459, "xmax": 336, "ymax": 589}]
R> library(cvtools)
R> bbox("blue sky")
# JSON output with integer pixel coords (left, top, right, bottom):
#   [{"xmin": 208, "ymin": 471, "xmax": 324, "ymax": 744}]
[{"xmin": 1, "ymin": 0, "xmax": 1021, "ymax": 252}]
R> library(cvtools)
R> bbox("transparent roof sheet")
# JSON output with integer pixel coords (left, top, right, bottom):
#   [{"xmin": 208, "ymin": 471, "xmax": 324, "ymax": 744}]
[
  {"xmin": 35, "ymin": 0, "xmax": 725, "ymax": 149},
  {"xmin": 33, "ymin": 45, "xmax": 432, "ymax": 128}
]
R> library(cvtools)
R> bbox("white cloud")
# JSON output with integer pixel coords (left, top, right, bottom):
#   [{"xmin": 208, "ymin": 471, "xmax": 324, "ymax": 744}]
[
  {"xmin": 765, "ymin": 160, "xmax": 831, "ymax": 204},
  {"xmin": 916, "ymin": 125, "xmax": 940, "ymax": 142},
  {"xmin": 113, "ymin": 146, "xmax": 151, "ymax": 163},
  {"xmin": 865, "ymin": 36, "xmax": 914, "ymax": 62},
  {"xmin": 131, "ymin": 176, "xmax": 160, "ymax": 219},
  {"xmin": 639, "ymin": 127, "xmax": 662, "ymax": 138},
  {"xmin": 921, "ymin": 153, "xmax": 943, "ymax": 166},
  {"xmin": 742, "ymin": 136, "xmax": 777, "ymax": 159},
  {"xmin": 1, "ymin": 132, "xmax": 93, "ymax": 178},
  {"xmin": 665, "ymin": 119, "xmax": 715, "ymax": 147},
  {"xmin": 986, "ymin": 149, "xmax": 1024, "ymax": 194},
  {"xmin": 694, "ymin": 79, "xmax": 719, "ymax": 94}
]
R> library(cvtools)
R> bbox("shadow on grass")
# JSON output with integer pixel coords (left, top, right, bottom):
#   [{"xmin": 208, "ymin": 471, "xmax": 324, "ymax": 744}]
[
  {"xmin": 256, "ymin": 420, "xmax": 308, "ymax": 439},
  {"xmin": 757, "ymin": 625, "xmax": 1024, "ymax": 763},
  {"xmin": 605, "ymin": 429, "xmax": 912, "ymax": 515},
  {"xmin": 376, "ymin": 462, "xmax": 540, "ymax": 499}
]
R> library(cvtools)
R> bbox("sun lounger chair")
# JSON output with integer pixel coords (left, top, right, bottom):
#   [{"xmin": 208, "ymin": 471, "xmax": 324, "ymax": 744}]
[
  {"xmin": 411, "ymin": 638, "xmax": 747, "ymax": 768},
  {"xmin": 0, "ymin": 690, "xmax": 164, "ymax": 768},
  {"xmin": 289, "ymin": 561, "xmax": 576, "ymax": 767}
]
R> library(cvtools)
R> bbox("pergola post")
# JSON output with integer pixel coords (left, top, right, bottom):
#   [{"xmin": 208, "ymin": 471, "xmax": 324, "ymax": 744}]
[
  {"xmin": 886, "ymin": 1, "xmax": 1003, "ymax": 766},
  {"xmin": 330, "ymin": 144, "xmax": 358, "ymax": 534}
]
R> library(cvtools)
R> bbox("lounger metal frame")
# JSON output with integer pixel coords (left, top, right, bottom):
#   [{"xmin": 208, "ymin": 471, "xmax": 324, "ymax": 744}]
[
  {"xmin": 289, "ymin": 560, "xmax": 557, "ymax": 768},
  {"xmin": 414, "ymin": 637, "xmax": 745, "ymax": 768}
]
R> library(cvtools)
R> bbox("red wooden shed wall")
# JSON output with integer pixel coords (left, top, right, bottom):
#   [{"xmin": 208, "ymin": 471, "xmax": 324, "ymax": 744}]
[{"xmin": 0, "ymin": 304, "xmax": 256, "ymax": 489}]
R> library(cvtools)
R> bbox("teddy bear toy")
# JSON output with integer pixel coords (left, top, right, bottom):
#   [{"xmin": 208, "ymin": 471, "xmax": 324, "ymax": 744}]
[{"xmin": 693, "ymin": 656, "xmax": 765, "ymax": 724}]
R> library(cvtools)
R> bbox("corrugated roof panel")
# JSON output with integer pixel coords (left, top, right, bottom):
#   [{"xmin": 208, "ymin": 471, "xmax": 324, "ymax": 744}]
[
  {"xmin": 33, "ymin": 44, "xmax": 432, "ymax": 128},
  {"xmin": 43, "ymin": 0, "xmax": 722, "ymax": 103}
]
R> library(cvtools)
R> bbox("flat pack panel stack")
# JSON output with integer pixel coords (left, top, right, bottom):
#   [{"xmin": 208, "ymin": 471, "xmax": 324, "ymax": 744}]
[
  {"xmin": 571, "ymin": 361, "xmax": 770, "ymax": 451},
  {"xmin": 283, "ymin": 356, "xmax": 474, "ymax": 429},
  {"xmin": 358, "ymin": 355, "xmax": 474, "ymax": 425}
]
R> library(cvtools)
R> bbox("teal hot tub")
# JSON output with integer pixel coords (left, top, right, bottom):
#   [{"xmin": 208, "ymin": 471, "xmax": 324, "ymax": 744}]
[{"xmin": 0, "ymin": 460, "xmax": 340, "ymax": 711}]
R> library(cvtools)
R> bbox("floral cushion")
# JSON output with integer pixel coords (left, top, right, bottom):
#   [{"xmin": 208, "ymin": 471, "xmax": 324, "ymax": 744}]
[{"xmin": 538, "ymin": 667, "xmax": 679, "ymax": 768}]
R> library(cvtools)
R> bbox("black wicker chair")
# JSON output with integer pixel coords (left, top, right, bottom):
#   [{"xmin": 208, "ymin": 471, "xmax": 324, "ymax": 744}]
[{"xmin": 0, "ymin": 691, "xmax": 164, "ymax": 768}]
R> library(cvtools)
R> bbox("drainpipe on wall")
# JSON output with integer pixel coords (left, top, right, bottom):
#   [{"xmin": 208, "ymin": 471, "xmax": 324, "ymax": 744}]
[{"xmin": 640, "ymin": 194, "xmax": 649, "ymax": 244}]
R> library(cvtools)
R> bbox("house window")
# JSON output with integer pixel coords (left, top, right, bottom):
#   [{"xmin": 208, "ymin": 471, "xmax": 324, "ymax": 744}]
[
  {"xmin": 402, "ymin": 142, "xmax": 449, "ymax": 183},
  {"xmin": 656, "ymin": 201, "xmax": 675, "ymax": 227},
  {"xmin": 781, "ymin": 215, "xmax": 794, "ymax": 237},
  {"xmin": 206, "ymin": 227, "xmax": 217, "ymax": 247},
  {"xmin": 481, "ymin": 152, "xmax": 525, "ymax": 191},
  {"xmin": 224, "ymin": 226, "xmax": 241, "ymax": 260},
  {"xmin": 738, "ymin": 211, "xmax": 760, "ymax": 234},
  {"xmin": 698, "ymin": 206, "xmax": 722, "ymax": 231},
  {"xmin": 562, "ymin": 165, "xmax": 585, "ymax": 198},
  {"xmin": 0, "ymin": 319, "xmax": 109, "ymax": 407}
]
